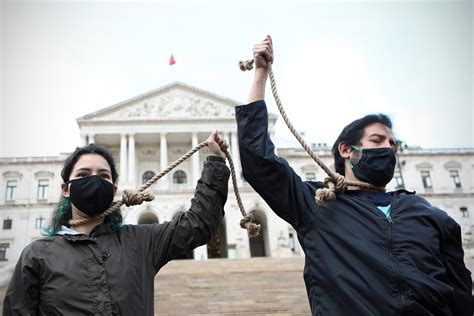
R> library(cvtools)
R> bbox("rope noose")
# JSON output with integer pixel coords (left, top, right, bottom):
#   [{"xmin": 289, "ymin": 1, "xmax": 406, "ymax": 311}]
[
  {"xmin": 69, "ymin": 141, "xmax": 261, "ymax": 237},
  {"xmin": 239, "ymin": 59, "xmax": 385, "ymax": 206}
]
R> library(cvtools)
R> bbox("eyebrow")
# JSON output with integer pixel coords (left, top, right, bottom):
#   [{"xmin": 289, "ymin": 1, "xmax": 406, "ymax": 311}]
[
  {"xmin": 75, "ymin": 168, "xmax": 111, "ymax": 174},
  {"xmin": 369, "ymin": 133, "xmax": 397, "ymax": 144}
]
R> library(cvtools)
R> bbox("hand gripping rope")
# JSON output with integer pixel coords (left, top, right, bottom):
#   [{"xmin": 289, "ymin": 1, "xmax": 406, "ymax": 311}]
[
  {"xmin": 239, "ymin": 59, "xmax": 385, "ymax": 206},
  {"xmin": 69, "ymin": 142, "xmax": 261, "ymax": 237}
]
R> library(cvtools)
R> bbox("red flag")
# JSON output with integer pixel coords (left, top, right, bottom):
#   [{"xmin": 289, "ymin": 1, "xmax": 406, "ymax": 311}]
[{"xmin": 169, "ymin": 54, "xmax": 176, "ymax": 65}]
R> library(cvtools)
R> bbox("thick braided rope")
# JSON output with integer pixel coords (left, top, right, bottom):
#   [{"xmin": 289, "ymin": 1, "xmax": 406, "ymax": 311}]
[
  {"xmin": 69, "ymin": 141, "xmax": 260, "ymax": 236},
  {"xmin": 225, "ymin": 151, "xmax": 261, "ymax": 237},
  {"xmin": 239, "ymin": 59, "xmax": 385, "ymax": 205}
]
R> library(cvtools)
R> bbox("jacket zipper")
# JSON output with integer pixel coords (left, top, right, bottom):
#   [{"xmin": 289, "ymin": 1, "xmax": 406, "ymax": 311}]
[{"xmin": 387, "ymin": 215, "xmax": 407, "ymax": 314}]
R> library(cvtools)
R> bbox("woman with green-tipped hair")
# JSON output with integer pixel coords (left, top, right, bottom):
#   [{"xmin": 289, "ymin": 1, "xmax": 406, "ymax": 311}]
[{"xmin": 4, "ymin": 131, "xmax": 230, "ymax": 315}]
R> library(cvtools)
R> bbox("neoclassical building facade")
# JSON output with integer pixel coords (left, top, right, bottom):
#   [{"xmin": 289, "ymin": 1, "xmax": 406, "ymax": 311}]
[{"xmin": 1, "ymin": 82, "xmax": 473, "ymax": 272}]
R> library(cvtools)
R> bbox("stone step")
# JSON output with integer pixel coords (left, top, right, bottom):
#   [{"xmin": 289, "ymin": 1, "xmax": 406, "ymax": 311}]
[{"xmin": 154, "ymin": 257, "xmax": 311, "ymax": 315}]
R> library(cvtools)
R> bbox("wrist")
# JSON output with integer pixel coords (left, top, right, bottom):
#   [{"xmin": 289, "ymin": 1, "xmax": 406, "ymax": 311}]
[{"xmin": 254, "ymin": 67, "xmax": 268, "ymax": 79}]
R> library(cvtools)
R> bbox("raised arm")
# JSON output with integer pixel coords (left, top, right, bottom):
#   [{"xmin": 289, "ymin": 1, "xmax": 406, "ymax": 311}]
[
  {"xmin": 237, "ymin": 36, "xmax": 318, "ymax": 230},
  {"xmin": 149, "ymin": 131, "xmax": 230, "ymax": 271},
  {"xmin": 247, "ymin": 35, "xmax": 273, "ymax": 103}
]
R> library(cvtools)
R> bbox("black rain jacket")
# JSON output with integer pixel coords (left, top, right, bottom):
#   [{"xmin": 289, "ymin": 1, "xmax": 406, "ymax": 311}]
[
  {"xmin": 236, "ymin": 100, "xmax": 472, "ymax": 316},
  {"xmin": 3, "ymin": 156, "xmax": 230, "ymax": 316}
]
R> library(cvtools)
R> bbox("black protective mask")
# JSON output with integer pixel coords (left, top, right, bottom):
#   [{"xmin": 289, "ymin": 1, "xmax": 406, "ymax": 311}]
[
  {"xmin": 350, "ymin": 146, "xmax": 396, "ymax": 187},
  {"xmin": 67, "ymin": 175, "xmax": 115, "ymax": 216}
]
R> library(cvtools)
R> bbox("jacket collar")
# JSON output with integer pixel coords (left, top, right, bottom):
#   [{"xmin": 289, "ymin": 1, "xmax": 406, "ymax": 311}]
[
  {"xmin": 56, "ymin": 225, "xmax": 82, "ymax": 236},
  {"xmin": 59, "ymin": 222, "xmax": 113, "ymax": 242},
  {"xmin": 90, "ymin": 222, "xmax": 113, "ymax": 237}
]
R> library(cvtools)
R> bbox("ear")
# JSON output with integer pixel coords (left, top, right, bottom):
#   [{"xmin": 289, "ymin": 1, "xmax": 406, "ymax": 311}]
[
  {"xmin": 338, "ymin": 143, "xmax": 353, "ymax": 159},
  {"xmin": 61, "ymin": 183, "xmax": 70, "ymax": 198},
  {"xmin": 113, "ymin": 185, "xmax": 118, "ymax": 196}
]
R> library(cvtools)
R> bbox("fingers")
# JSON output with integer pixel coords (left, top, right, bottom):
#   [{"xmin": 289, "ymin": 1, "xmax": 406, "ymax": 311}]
[
  {"xmin": 265, "ymin": 34, "xmax": 272, "ymax": 45},
  {"xmin": 253, "ymin": 44, "xmax": 272, "ymax": 59},
  {"xmin": 207, "ymin": 130, "xmax": 218, "ymax": 148},
  {"xmin": 206, "ymin": 130, "xmax": 228, "ymax": 159},
  {"xmin": 253, "ymin": 46, "xmax": 272, "ymax": 64},
  {"xmin": 252, "ymin": 35, "xmax": 274, "ymax": 64},
  {"xmin": 208, "ymin": 130, "xmax": 218, "ymax": 142},
  {"xmin": 219, "ymin": 138, "xmax": 229, "ymax": 153},
  {"xmin": 214, "ymin": 131, "xmax": 229, "ymax": 152}
]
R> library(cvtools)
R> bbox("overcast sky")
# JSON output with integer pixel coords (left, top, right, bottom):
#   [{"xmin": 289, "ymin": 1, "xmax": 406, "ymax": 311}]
[{"xmin": 1, "ymin": 0, "xmax": 472, "ymax": 157}]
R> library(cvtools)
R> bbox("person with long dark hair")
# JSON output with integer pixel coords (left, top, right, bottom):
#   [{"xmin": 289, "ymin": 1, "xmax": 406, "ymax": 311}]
[{"xmin": 3, "ymin": 131, "xmax": 230, "ymax": 315}]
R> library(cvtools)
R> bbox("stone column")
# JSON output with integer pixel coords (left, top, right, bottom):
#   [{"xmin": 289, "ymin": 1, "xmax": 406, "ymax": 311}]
[
  {"xmin": 88, "ymin": 134, "xmax": 95, "ymax": 144},
  {"xmin": 193, "ymin": 244, "xmax": 208, "ymax": 260},
  {"xmin": 80, "ymin": 134, "xmax": 87, "ymax": 146},
  {"xmin": 192, "ymin": 132, "xmax": 200, "ymax": 184},
  {"xmin": 160, "ymin": 133, "xmax": 169, "ymax": 188},
  {"xmin": 231, "ymin": 131, "xmax": 242, "ymax": 185},
  {"xmin": 128, "ymin": 133, "xmax": 136, "ymax": 187},
  {"xmin": 120, "ymin": 134, "xmax": 128, "ymax": 185}
]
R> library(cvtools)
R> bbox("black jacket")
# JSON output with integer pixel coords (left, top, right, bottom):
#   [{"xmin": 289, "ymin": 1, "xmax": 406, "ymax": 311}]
[
  {"xmin": 236, "ymin": 100, "xmax": 472, "ymax": 316},
  {"xmin": 3, "ymin": 156, "xmax": 230, "ymax": 316}
]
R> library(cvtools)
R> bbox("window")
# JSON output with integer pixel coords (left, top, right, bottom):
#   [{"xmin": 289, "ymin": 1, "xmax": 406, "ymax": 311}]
[
  {"xmin": 449, "ymin": 170, "xmax": 461, "ymax": 188},
  {"xmin": 37, "ymin": 179, "xmax": 49, "ymax": 200},
  {"xmin": 3, "ymin": 219, "xmax": 12, "ymax": 230},
  {"xmin": 305, "ymin": 172, "xmax": 316, "ymax": 181},
  {"xmin": 173, "ymin": 170, "xmax": 187, "ymax": 184},
  {"xmin": 420, "ymin": 170, "xmax": 433, "ymax": 189},
  {"xmin": 460, "ymin": 207, "xmax": 469, "ymax": 218},
  {"xmin": 393, "ymin": 170, "xmax": 404, "ymax": 189},
  {"xmin": 142, "ymin": 171, "xmax": 156, "ymax": 184},
  {"xmin": 35, "ymin": 217, "xmax": 45, "ymax": 229},
  {"xmin": 5, "ymin": 180, "xmax": 17, "ymax": 201},
  {"xmin": 289, "ymin": 232, "xmax": 296, "ymax": 252},
  {"xmin": 0, "ymin": 243, "xmax": 9, "ymax": 261}
]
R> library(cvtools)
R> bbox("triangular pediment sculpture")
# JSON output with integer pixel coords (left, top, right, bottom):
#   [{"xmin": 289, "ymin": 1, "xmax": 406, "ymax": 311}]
[{"xmin": 78, "ymin": 82, "xmax": 239, "ymax": 123}]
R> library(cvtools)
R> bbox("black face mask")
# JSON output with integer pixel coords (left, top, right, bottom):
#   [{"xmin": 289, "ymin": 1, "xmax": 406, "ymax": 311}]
[
  {"xmin": 350, "ymin": 147, "xmax": 396, "ymax": 187},
  {"xmin": 67, "ymin": 175, "xmax": 115, "ymax": 216}
]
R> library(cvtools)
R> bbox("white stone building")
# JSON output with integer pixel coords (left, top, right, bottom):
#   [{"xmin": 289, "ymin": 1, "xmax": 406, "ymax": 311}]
[{"xmin": 1, "ymin": 82, "xmax": 473, "ymax": 274}]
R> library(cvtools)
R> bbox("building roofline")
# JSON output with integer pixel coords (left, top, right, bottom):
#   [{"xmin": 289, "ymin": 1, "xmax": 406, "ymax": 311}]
[
  {"xmin": 76, "ymin": 81, "xmax": 244, "ymax": 125},
  {"xmin": 2, "ymin": 146, "xmax": 473, "ymax": 164}
]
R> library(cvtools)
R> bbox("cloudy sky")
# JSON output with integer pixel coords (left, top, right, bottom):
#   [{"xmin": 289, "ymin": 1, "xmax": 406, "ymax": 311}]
[{"xmin": 1, "ymin": 0, "xmax": 472, "ymax": 157}]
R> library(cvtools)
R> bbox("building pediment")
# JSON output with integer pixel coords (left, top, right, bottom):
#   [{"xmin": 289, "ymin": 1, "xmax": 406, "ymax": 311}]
[
  {"xmin": 2, "ymin": 171, "xmax": 23, "ymax": 179},
  {"xmin": 443, "ymin": 160, "xmax": 462, "ymax": 170},
  {"xmin": 77, "ymin": 82, "xmax": 239, "ymax": 125},
  {"xmin": 415, "ymin": 162, "xmax": 433, "ymax": 169},
  {"xmin": 34, "ymin": 171, "xmax": 55, "ymax": 178}
]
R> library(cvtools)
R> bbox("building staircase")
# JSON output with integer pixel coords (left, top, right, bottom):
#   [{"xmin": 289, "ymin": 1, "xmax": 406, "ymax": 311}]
[{"xmin": 154, "ymin": 257, "xmax": 310, "ymax": 315}]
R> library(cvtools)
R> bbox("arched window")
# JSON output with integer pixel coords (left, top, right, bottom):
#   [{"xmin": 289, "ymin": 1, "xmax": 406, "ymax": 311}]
[
  {"xmin": 207, "ymin": 218, "xmax": 227, "ymax": 259},
  {"xmin": 138, "ymin": 212, "xmax": 159, "ymax": 224},
  {"xmin": 142, "ymin": 170, "xmax": 156, "ymax": 184},
  {"xmin": 249, "ymin": 210, "xmax": 268, "ymax": 257},
  {"xmin": 173, "ymin": 170, "xmax": 187, "ymax": 184}
]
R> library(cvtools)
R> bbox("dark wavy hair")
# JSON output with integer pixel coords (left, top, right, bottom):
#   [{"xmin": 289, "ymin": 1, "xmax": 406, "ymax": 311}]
[
  {"xmin": 43, "ymin": 144, "xmax": 122, "ymax": 236},
  {"xmin": 331, "ymin": 114, "xmax": 393, "ymax": 176}
]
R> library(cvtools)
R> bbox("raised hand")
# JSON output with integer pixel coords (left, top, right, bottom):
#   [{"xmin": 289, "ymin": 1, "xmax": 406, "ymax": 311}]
[
  {"xmin": 253, "ymin": 35, "xmax": 273, "ymax": 69},
  {"xmin": 206, "ymin": 130, "xmax": 228, "ymax": 159}
]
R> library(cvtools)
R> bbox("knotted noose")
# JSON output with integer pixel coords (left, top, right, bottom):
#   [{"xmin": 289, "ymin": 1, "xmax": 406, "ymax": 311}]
[
  {"xmin": 69, "ymin": 141, "xmax": 261, "ymax": 237},
  {"xmin": 239, "ymin": 59, "xmax": 385, "ymax": 206}
]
